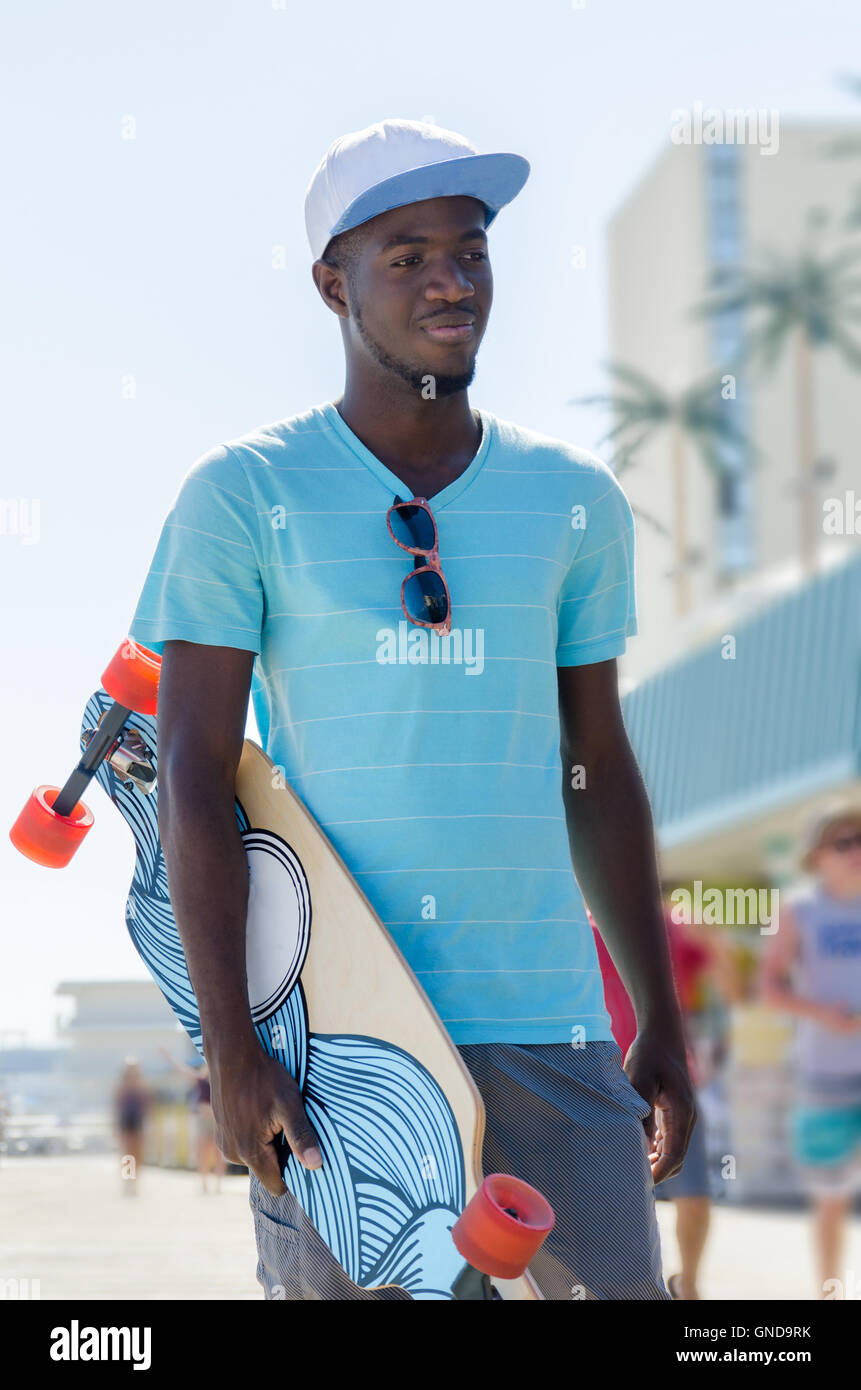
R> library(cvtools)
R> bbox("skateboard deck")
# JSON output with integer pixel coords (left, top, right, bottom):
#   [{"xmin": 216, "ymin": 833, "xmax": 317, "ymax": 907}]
[{"xmin": 75, "ymin": 685, "xmax": 543, "ymax": 1301}]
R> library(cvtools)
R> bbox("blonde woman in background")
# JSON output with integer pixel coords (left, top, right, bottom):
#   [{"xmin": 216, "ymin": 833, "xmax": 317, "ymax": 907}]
[{"xmin": 761, "ymin": 805, "xmax": 861, "ymax": 1298}]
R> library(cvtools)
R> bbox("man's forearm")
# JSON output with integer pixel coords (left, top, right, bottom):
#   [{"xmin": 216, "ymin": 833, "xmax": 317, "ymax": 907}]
[
  {"xmin": 158, "ymin": 757, "xmax": 259, "ymax": 1064},
  {"xmin": 561, "ymin": 738, "xmax": 683, "ymax": 1040}
]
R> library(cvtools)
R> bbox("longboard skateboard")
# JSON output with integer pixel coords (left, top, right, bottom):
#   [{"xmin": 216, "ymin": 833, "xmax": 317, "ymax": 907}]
[{"xmin": 11, "ymin": 640, "xmax": 554, "ymax": 1300}]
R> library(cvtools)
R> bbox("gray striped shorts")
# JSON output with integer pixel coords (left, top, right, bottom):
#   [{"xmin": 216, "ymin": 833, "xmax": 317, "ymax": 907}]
[{"xmin": 249, "ymin": 1040, "xmax": 668, "ymax": 1301}]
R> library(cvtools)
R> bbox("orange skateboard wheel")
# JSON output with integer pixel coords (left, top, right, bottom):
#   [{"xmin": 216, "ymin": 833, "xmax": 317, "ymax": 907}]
[
  {"xmin": 452, "ymin": 1173, "xmax": 555, "ymax": 1279},
  {"xmin": 9, "ymin": 785, "xmax": 94, "ymax": 868},
  {"xmin": 101, "ymin": 640, "xmax": 161, "ymax": 714}
]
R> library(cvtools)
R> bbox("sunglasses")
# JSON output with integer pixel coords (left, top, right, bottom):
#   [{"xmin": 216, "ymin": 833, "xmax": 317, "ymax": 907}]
[
  {"xmin": 386, "ymin": 495, "xmax": 452, "ymax": 636},
  {"xmin": 824, "ymin": 831, "xmax": 861, "ymax": 854}
]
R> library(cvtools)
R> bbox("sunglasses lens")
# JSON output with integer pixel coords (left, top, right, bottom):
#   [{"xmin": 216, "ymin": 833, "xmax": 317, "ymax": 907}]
[
  {"xmin": 403, "ymin": 568, "xmax": 448, "ymax": 625},
  {"xmin": 390, "ymin": 502, "xmax": 436, "ymax": 551}
]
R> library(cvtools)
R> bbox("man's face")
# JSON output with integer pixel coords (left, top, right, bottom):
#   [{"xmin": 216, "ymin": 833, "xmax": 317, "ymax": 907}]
[{"xmin": 330, "ymin": 195, "xmax": 493, "ymax": 396}]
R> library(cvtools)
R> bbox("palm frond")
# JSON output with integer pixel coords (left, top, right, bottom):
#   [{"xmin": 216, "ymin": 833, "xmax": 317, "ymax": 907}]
[
  {"xmin": 602, "ymin": 361, "xmax": 659, "ymax": 391},
  {"xmin": 629, "ymin": 502, "xmax": 671, "ymax": 538},
  {"xmin": 609, "ymin": 431, "xmax": 655, "ymax": 476}
]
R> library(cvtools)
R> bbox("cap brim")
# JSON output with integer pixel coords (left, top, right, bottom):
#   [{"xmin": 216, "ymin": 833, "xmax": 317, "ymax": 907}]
[{"xmin": 324, "ymin": 151, "xmax": 530, "ymax": 251}]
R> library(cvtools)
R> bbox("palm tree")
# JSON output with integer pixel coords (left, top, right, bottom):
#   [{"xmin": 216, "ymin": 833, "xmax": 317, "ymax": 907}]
[
  {"xmin": 573, "ymin": 365, "xmax": 749, "ymax": 616},
  {"xmin": 696, "ymin": 212, "xmax": 861, "ymax": 575}
]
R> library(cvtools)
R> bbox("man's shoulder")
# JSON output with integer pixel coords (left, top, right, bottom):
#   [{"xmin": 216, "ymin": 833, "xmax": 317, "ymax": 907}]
[
  {"xmin": 221, "ymin": 403, "xmax": 332, "ymax": 468},
  {"xmin": 181, "ymin": 404, "xmax": 332, "ymax": 490},
  {"xmin": 483, "ymin": 410, "xmax": 618, "ymax": 489}
]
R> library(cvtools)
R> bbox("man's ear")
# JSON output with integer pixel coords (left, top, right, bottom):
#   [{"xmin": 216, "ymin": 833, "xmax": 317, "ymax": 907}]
[{"xmin": 311, "ymin": 261, "xmax": 350, "ymax": 319}]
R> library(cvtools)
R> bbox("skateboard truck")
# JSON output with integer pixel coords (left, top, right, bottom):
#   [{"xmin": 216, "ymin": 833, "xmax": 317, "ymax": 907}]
[
  {"xmin": 10, "ymin": 640, "xmax": 162, "ymax": 868},
  {"xmin": 82, "ymin": 719, "xmax": 156, "ymax": 795}
]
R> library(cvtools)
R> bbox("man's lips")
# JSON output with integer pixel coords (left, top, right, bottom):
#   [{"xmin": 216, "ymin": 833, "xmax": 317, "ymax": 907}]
[{"xmin": 420, "ymin": 317, "xmax": 476, "ymax": 343}]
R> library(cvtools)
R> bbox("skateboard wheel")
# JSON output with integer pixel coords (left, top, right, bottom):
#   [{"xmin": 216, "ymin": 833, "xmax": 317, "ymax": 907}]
[
  {"xmin": 9, "ymin": 785, "xmax": 94, "ymax": 867},
  {"xmin": 101, "ymin": 640, "xmax": 161, "ymax": 714},
  {"xmin": 452, "ymin": 1173, "xmax": 555, "ymax": 1279}
]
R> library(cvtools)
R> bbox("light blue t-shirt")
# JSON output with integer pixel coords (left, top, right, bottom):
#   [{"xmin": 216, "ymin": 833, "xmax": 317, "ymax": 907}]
[{"xmin": 130, "ymin": 401, "xmax": 638, "ymax": 1045}]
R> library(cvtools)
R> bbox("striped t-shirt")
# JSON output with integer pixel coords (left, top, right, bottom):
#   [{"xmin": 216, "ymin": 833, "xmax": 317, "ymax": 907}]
[{"xmin": 130, "ymin": 401, "xmax": 638, "ymax": 1044}]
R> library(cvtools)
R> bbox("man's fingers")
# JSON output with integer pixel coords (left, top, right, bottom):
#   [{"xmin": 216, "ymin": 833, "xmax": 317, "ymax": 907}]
[
  {"xmin": 649, "ymin": 1100, "xmax": 696, "ymax": 1183},
  {"xmin": 651, "ymin": 1149, "xmax": 682, "ymax": 1184},
  {"xmin": 247, "ymin": 1139, "xmax": 289, "ymax": 1198},
  {"xmin": 641, "ymin": 1103, "xmax": 658, "ymax": 1148},
  {"xmin": 277, "ymin": 1096, "xmax": 323, "ymax": 1170}
]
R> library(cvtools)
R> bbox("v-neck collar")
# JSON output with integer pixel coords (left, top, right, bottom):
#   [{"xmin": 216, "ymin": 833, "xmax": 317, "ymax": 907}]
[{"xmin": 320, "ymin": 400, "xmax": 492, "ymax": 509}]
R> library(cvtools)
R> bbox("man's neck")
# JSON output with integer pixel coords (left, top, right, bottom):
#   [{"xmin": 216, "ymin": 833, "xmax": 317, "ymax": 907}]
[{"xmin": 333, "ymin": 385, "xmax": 481, "ymax": 487}]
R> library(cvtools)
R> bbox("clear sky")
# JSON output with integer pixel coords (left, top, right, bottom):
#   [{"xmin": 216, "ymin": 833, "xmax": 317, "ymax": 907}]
[{"xmin": 2, "ymin": 0, "xmax": 859, "ymax": 1044}]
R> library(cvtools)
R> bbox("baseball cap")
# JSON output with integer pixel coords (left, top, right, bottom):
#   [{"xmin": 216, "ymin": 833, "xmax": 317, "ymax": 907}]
[
  {"xmin": 304, "ymin": 117, "xmax": 530, "ymax": 263},
  {"xmin": 800, "ymin": 802, "xmax": 861, "ymax": 870}
]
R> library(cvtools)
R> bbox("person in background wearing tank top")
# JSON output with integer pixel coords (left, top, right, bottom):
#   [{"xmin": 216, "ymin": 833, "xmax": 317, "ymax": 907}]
[
  {"xmin": 161, "ymin": 1048, "xmax": 227, "ymax": 1195},
  {"xmin": 761, "ymin": 804, "xmax": 861, "ymax": 1298}
]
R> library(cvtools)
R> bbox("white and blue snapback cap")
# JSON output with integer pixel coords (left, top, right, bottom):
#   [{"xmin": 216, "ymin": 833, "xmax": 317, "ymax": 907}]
[{"xmin": 304, "ymin": 117, "xmax": 530, "ymax": 262}]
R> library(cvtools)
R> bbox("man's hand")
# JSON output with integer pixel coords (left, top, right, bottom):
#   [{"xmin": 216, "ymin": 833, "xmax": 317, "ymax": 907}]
[
  {"xmin": 210, "ymin": 1045, "xmax": 322, "ymax": 1197},
  {"xmin": 623, "ymin": 1026, "xmax": 696, "ymax": 1185}
]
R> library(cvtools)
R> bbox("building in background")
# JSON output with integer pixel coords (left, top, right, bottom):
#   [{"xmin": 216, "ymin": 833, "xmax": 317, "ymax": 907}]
[
  {"xmin": 55, "ymin": 979, "xmax": 189, "ymax": 1115},
  {"xmin": 608, "ymin": 125, "xmax": 861, "ymax": 687}
]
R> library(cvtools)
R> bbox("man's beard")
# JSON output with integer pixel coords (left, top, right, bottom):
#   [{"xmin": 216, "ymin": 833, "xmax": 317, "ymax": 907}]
[{"xmin": 353, "ymin": 300, "xmax": 476, "ymax": 397}]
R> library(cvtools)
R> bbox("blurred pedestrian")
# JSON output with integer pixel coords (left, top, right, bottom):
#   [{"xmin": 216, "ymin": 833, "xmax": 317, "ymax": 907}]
[
  {"xmin": 113, "ymin": 1058, "xmax": 151, "ymax": 1194},
  {"xmin": 761, "ymin": 804, "xmax": 861, "ymax": 1298},
  {"xmin": 160, "ymin": 1048, "xmax": 226, "ymax": 1193}
]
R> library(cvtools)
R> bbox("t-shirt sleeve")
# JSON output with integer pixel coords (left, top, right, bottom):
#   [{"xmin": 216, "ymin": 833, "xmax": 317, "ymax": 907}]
[
  {"xmin": 129, "ymin": 443, "xmax": 264, "ymax": 656},
  {"xmin": 556, "ymin": 461, "xmax": 638, "ymax": 667}
]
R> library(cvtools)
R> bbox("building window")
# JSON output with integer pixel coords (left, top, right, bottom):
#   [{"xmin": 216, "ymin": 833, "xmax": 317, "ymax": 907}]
[{"xmin": 704, "ymin": 144, "xmax": 752, "ymax": 577}]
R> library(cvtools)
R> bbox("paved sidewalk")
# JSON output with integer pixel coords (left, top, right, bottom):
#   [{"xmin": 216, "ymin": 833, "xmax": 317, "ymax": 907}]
[
  {"xmin": 655, "ymin": 1199, "xmax": 861, "ymax": 1301},
  {"xmin": 0, "ymin": 1156, "xmax": 260, "ymax": 1300},
  {"xmin": 2, "ymin": 1155, "xmax": 859, "ymax": 1300}
]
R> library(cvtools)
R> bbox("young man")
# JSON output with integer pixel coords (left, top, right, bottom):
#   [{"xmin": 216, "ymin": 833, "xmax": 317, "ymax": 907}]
[
  {"xmin": 130, "ymin": 118, "xmax": 694, "ymax": 1300},
  {"xmin": 761, "ymin": 805, "xmax": 861, "ymax": 1297}
]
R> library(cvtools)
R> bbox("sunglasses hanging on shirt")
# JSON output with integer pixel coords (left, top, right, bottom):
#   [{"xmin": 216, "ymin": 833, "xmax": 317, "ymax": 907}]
[{"xmin": 387, "ymin": 495, "xmax": 452, "ymax": 636}]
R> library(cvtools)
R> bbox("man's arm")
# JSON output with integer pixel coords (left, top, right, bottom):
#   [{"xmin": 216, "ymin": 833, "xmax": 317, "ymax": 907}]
[
  {"xmin": 557, "ymin": 658, "xmax": 695, "ymax": 1182},
  {"xmin": 157, "ymin": 639, "xmax": 321, "ymax": 1194}
]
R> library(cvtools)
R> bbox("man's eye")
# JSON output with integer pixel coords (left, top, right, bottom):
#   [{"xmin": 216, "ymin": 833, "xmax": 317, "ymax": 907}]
[{"xmin": 390, "ymin": 251, "xmax": 488, "ymax": 268}]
